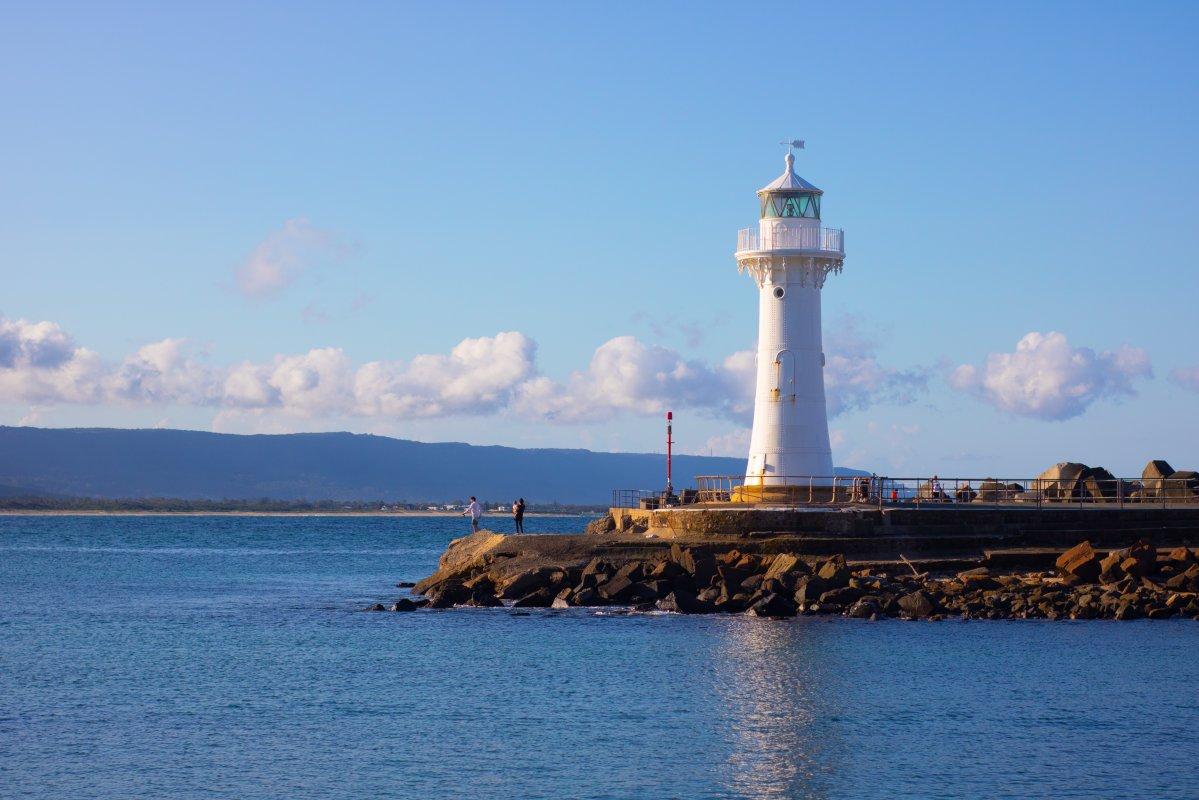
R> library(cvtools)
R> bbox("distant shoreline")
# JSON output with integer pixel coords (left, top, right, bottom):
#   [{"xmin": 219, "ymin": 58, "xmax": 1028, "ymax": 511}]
[{"xmin": 0, "ymin": 510, "xmax": 596, "ymax": 518}]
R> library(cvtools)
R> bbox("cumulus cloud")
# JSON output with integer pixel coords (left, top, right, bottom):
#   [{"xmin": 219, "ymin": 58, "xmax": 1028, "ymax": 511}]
[
  {"xmin": 1170, "ymin": 366, "xmax": 1199, "ymax": 393},
  {"xmin": 223, "ymin": 361, "xmax": 281, "ymax": 408},
  {"xmin": 0, "ymin": 318, "xmax": 76, "ymax": 368},
  {"xmin": 704, "ymin": 428, "xmax": 751, "ymax": 457},
  {"xmin": 269, "ymin": 348, "xmax": 357, "ymax": 415},
  {"xmin": 509, "ymin": 321, "xmax": 924, "ymax": 426},
  {"xmin": 511, "ymin": 336, "xmax": 743, "ymax": 423},
  {"xmin": 949, "ymin": 331, "xmax": 1152, "ymax": 420},
  {"xmin": 355, "ymin": 332, "xmax": 536, "ymax": 418},
  {"xmin": 233, "ymin": 218, "xmax": 350, "ymax": 299},
  {"xmin": 0, "ymin": 313, "xmax": 926, "ymax": 430},
  {"xmin": 106, "ymin": 339, "xmax": 222, "ymax": 405},
  {"xmin": 0, "ymin": 315, "xmax": 539, "ymax": 423},
  {"xmin": 823, "ymin": 321, "xmax": 929, "ymax": 417},
  {"xmin": 0, "ymin": 317, "xmax": 105, "ymax": 404}
]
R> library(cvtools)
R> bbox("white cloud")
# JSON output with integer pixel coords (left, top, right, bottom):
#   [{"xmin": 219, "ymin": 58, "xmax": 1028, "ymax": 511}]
[
  {"xmin": 511, "ymin": 336, "xmax": 742, "ymax": 423},
  {"xmin": 223, "ymin": 361, "xmax": 281, "ymax": 408},
  {"xmin": 355, "ymin": 332, "xmax": 536, "ymax": 418},
  {"xmin": 509, "ymin": 321, "xmax": 924, "ymax": 426},
  {"xmin": 0, "ymin": 317, "xmax": 105, "ymax": 405},
  {"xmin": 717, "ymin": 350, "xmax": 756, "ymax": 423},
  {"xmin": 106, "ymin": 339, "xmax": 222, "ymax": 405},
  {"xmin": 233, "ymin": 218, "xmax": 349, "ymax": 299},
  {"xmin": 270, "ymin": 348, "xmax": 356, "ymax": 416},
  {"xmin": 949, "ymin": 331, "xmax": 1151, "ymax": 420},
  {"xmin": 823, "ymin": 321, "xmax": 929, "ymax": 416},
  {"xmin": 1170, "ymin": 366, "xmax": 1199, "ymax": 393},
  {"xmin": 0, "ymin": 318, "xmax": 76, "ymax": 368},
  {"xmin": 703, "ymin": 428, "xmax": 751, "ymax": 457},
  {"xmin": 0, "ymin": 313, "xmax": 927, "ymax": 431}
]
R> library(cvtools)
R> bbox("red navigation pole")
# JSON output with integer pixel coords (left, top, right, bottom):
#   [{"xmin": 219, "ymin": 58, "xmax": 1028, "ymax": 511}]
[{"xmin": 666, "ymin": 410, "xmax": 674, "ymax": 496}]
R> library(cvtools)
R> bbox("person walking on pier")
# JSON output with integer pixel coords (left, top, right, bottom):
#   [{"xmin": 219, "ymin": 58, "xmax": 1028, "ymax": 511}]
[
  {"xmin": 512, "ymin": 497, "xmax": 526, "ymax": 533},
  {"xmin": 463, "ymin": 496, "xmax": 483, "ymax": 533}
]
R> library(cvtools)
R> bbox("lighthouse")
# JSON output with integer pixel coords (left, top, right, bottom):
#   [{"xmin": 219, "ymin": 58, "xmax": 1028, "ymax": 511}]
[{"xmin": 734, "ymin": 142, "xmax": 845, "ymax": 500}]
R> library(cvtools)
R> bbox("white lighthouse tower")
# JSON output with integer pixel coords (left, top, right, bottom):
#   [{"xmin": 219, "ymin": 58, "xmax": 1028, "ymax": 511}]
[{"xmin": 734, "ymin": 141, "xmax": 844, "ymax": 501}]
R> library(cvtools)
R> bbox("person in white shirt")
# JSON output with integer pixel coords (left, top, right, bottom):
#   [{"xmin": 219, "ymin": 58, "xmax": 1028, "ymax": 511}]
[
  {"xmin": 462, "ymin": 496, "xmax": 483, "ymax": 533},
  {"xmin": 511, "ymin": 498, "xmax": 526, "ymax": 533}
]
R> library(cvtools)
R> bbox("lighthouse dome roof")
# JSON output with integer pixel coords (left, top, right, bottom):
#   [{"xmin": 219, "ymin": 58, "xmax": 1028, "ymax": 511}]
[{"xmin": 758, "ymin": 153, "xmax": 822, "ymax": 195}]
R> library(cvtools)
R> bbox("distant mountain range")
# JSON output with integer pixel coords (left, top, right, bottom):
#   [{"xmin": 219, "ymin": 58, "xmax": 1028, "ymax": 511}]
[{"xmin": 0, "ymin": 426, "xmax": 866, "ymax": 505}]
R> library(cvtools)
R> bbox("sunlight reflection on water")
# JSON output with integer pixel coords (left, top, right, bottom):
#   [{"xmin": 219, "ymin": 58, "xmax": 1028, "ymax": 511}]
[{"xmin": 714, "ymin": 620, "xmax": 837, "ymax": 799}]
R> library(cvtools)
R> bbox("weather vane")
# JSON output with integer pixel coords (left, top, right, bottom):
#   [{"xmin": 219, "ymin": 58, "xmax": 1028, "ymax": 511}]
[{"xmin": 780, "ymin": 139, "xmax": 805, "ymax": 156}]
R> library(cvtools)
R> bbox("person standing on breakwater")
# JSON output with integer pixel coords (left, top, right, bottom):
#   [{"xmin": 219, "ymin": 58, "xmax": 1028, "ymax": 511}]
[
  {"xmin": 463, "ymin": 496, "xmax": 483, "ymax": 533},
  {"xmin": 512, "ymin": 498, "xmax": 526, "ymax": 533}
]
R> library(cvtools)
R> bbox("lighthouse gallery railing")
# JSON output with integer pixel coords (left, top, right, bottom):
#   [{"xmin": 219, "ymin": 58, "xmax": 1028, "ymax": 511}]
[{"xmin": 736, "ymin": 227, "xmax": 844, "ymax": 254}]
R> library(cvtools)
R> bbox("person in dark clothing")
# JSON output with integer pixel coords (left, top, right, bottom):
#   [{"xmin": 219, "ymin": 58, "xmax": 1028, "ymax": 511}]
[{"xmin": 512, "ymin": 498, "xmax": 526, "ymax": 533}]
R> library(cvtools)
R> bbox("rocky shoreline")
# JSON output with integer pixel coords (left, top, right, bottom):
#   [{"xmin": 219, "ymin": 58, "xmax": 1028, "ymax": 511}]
[{"xmin": 379, "ymin": 536, "xmax": 1199, "ymax": 621}]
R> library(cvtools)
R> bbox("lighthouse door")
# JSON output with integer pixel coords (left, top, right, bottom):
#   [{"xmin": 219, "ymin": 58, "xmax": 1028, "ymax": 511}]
[
  {"xmin": 773, "ymin": 349, "xmax": 796, "ymax": 402},
  {"xmin": 748, "ymin": 453, "xmax": 766, "ymax": 478}
]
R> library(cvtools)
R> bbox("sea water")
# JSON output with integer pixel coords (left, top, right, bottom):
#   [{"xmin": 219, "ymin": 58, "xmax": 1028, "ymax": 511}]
[{"xmin": 2, "ymin": 515, "xmax": 1197, "ymax": 800}]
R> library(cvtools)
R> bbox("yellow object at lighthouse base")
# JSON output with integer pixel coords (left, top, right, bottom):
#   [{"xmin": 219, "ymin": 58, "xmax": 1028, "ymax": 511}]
[{"xmin": 730, "ymin": 483, "xmax": 852, "ymax": 504}]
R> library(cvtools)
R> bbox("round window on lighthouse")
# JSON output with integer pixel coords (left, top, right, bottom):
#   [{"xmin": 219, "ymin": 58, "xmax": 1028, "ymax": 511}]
[{"xmin": 773, "ymin": 286, "xmax": 786, "ymax": 299}]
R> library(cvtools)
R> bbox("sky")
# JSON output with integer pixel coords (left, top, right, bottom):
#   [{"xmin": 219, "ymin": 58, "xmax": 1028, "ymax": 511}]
[{"xmin": 2, "ymin": 0, "xmax": 1198, "ymax": 478}]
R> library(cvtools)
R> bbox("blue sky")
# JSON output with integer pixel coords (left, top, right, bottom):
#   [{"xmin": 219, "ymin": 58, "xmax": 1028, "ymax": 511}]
[{"xmin": 2, "ymin": 0, "xmax": 1197, "ymax": 478}]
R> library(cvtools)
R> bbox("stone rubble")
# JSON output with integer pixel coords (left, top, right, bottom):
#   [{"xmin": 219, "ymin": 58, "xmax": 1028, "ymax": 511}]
[{"xmin": 387, "ymin": 539, "xmax": 1199, "ymax": 621}]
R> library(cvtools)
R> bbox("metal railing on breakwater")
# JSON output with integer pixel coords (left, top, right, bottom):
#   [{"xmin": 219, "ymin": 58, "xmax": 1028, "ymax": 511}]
[{"xmin": 611, "ymin": 475, "xmax": 1199, "ymax": 510}]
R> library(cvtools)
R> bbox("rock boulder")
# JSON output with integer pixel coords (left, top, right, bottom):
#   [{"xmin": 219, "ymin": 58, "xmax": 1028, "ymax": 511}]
[
  {"xmin": 1055, "ymin": 541, "xmax": 1101, "ymax": 584},
  {"xmin": 512, "ymin": 587, "xmax": 555, "ymax": 608},
  {"xmin": 1034, "ymin": 462, "xmax": 1089, "ymax": 499},
  {"xmin": 1120, "ymin": 541, "xmax": 1157, "ymax": 578},
  {"xmin": 746, "ymin": 592, "xmax": 798, "ymax": 618},
  {"xmin": 763, "ymin": 553, "xmax": 807, "ymax": 586},
  {"xmin": 670, "ymin": 544, "xmax": 717, "ymax": 586},
  {"xmin": 584, "ymin": 513, "xmax": 616, "ymax": 535},
  {"xmin": 815, "ymin": 555, "xmax": 850, "ymax": 590},
  {"xmin": 498, "ymin": 567, "xmax": 563, "ymax": 600},
  {"xmin": 1166, "ymin": 470, "xmax": 1199, "ymax": 499},
  {"xmin": 898, "ymin": 590, "xmax": 935, "ymax": 618},
  {"xmin": 656, "ymin": 590, "xmax": 711, "ymax": 614},
  {"xmin": 426, "ymin": 580, "xmax": 471, "ymax": 608},
  {"xmin": 1081, "ymin": 466, "xmax": 1119, "ymax": 500},
  {"xmin": 1141, "ymin": 460, "xmax": 1175, "ymax": 498}
]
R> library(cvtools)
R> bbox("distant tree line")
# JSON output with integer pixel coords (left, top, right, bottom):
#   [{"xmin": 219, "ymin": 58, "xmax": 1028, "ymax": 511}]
[{"xmin": 0, "ymin": 495, "xmax": 606, "ymax": 514}]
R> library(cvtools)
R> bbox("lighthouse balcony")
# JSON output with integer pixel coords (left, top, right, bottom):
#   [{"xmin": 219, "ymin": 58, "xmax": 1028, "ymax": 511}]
[{"xmin": 736, "ymin": 227, "xmax": 844, "ymax": 257}]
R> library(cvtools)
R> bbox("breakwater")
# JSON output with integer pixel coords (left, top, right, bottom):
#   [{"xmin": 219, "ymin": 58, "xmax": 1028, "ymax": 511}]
[{"xmin": 406, "ymin": 504, "xmax": 1199, "ymax": 620}]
